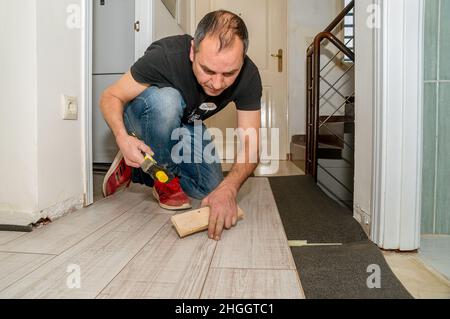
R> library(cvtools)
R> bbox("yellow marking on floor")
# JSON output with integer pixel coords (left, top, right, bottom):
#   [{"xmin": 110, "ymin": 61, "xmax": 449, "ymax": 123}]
[{"xmin": 288, "ymin": 240, "xmax": 343, "ymax": 247}]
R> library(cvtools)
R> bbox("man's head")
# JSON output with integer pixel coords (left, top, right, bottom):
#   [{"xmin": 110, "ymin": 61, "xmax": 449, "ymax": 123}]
[{"xmin": 190, "ymin": 10, "xmax": 249, "ymax": 97}]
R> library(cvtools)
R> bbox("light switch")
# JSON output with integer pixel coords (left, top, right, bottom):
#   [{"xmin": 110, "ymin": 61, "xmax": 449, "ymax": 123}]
[{"xmin": 62, "ymin": 95, "xmax": 78, "ymax": 120}]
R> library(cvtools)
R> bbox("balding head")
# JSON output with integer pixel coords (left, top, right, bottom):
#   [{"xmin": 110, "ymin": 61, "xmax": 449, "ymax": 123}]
[{"xmin": 193, "ymin": 10, "xmax": 249, "ymax": 56}]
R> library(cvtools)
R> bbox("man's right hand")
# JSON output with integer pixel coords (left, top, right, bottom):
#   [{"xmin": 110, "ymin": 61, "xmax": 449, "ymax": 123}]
[{"xmin": 115, "ymin": 133, "xmax": 154, "ymax": 169}]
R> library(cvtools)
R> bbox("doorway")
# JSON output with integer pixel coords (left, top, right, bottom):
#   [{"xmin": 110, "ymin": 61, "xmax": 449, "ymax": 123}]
[
  {"xmin": 90, "ymin": 0, "xmax": 137, "ymax": 203},
  {"xmin": 420, "ymin": 0, "xmax": 450, "ymax": 280},
  {"xmin": 197, "ymin": 0, "xmax": 289, "ymax": 162},
  {"xmin": 84, "ymin": 0, "xmax": 290, "ymax": 205}
]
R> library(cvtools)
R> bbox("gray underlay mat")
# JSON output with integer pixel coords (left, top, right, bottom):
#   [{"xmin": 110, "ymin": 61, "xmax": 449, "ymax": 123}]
[
  {"xmin": 291, "ymin": 240, "xmax": 413, "ymax": 299},
  {"xmin": 269, "ymin": 176, "xmax": 412, "ymax": 299},
  {"xmin": 269, "ymin": 175, "xmax": 367, "ymax": 244}
]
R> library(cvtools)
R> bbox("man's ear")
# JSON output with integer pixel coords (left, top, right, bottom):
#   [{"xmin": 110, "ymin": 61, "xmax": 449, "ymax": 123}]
[{"xmin": 190, "ymin": 40, "xmax": 195, "ymax": 63}]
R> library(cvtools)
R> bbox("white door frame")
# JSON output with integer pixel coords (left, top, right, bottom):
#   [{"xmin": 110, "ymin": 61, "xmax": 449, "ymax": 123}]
[
  {"xmin": 371, "ymin": 0, "xmax": 424, "ymax": 250},
  {"xmin": 82, "ymin": 0, "xmax": 94, "ymax": 206},
  {"xmin": 82, "ymin": 0, "xmax": 154, "ymax": 206}
]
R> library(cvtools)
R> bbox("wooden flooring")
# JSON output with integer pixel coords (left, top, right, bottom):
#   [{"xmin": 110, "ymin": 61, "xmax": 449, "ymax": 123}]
[{"xmin": 0, "ymin": 178, "xmax": 305, "ymax": 299}]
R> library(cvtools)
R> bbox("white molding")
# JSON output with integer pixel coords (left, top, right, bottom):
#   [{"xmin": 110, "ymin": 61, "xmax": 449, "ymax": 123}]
[
  {"xmin": 190, "ymin": 0, "xmax": 197, "ymax": 36},
  {"xmin": 0, "ymin": 194, "xmax": 83, "ymax": 226},
  {"xmin": 371, "ymin": 0, "xmax": 424, "ymax": 250},
  {"xmin": 82, "ymin": 0, "xmax": 94, "ymax": 206},
  {"xmin": 0, "ymin": 209, "xmax": 42, "ymax": 227},
  {"xmin": 135, "ymin": 0, "xmax": 154, "ymax": 59}
]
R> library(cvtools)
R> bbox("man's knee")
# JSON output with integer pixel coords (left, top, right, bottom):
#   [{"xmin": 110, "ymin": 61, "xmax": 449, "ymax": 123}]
[
  {"xmin": 181, "ymin": 163, "xmax": 224, "ymax": 200},
  {"xmin": 137, "ymin": 86, "xmax": 185, "ymax": 120}
]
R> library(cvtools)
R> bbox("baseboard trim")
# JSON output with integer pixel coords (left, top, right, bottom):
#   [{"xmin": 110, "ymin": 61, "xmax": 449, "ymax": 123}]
[
  {"xmin": 354, "ymin": 204, "xmax": 371, "ymax": 237},
  {"xmin": 0, "ymin": 195, "xmax": 84, "ymax": 229},
  {"xmin": 0, "ymin": 209, "xmax": 42, "ymax": 227}
]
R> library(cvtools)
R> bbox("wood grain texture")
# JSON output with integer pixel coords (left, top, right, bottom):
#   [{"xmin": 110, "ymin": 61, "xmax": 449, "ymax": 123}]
[
  {"xmin": 201, "ymin": 268, "xmax": 305, "ymax": 299},
  {"xmin": 210, "ymin": 178, "xmax": 296, "ymax": 270},
  {"xmin": 97, "ymin": 222, "xmax": 217, "ymax": 299},
  {"xmin": 0, "ymin": 178, "xmax": 304, "ymax": 299},
  {"xmin": 0, "ymin": 201, "xmax": 169, "ymax": 299},
  {"xmin": 171, "ymin": 206, "xmax": 245, "ymax": 238},
  {"xmin": 0, "ymin": 232, "xmax": 26, "ymax": 246},
  {"xmin": 0, "ymin": 253, "xmax": 54, "ymax": 292},
  {"xmin": 0, "ymin": 188, "xmax": 149, "ymax": 255}
]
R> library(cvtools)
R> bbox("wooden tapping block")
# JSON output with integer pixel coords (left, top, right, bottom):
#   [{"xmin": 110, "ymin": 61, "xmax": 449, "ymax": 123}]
[{"xmin": 171, "ymin": 206, "xmax": 245, "ymax": 238}]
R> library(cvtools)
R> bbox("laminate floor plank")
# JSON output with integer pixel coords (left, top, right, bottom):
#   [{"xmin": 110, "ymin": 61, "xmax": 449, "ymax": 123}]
[
  {"xmin": 210, "ymin": 178, "xmax": 296, "ymax": 270},
  {"xmin": 0, "ymin": 200, "xmax": 169, "ymax": 299},
  {"xmin": 0, "ymin": 252, "xmax": 55, "ymax": 292},
  {"xmin": 0, "ymin": 232, "xmax": 26, "ymax": 246},
  {"xmin": 201, "ymin": 268, "xmax": 305, "ymax": 299},
  {"xmin": 0, "ymin": 187, "xmax": 149, "ymax": 255},
  {"xmin": 97, "ymin": 222, "xmax": 217, "ymax": 299}
]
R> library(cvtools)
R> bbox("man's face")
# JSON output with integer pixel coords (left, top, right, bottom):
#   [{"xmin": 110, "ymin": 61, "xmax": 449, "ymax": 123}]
[{"xmin": 190, "ymin": 35, "xmax": 245, "ymax": 97}]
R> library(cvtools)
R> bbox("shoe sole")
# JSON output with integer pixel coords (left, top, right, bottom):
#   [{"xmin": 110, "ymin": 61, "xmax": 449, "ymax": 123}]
[
  {"xmin": 102, "ymin": 151, "xmax": 130, "ymax": 198},
  {"xmin": 152, "ymin": 188, "xmax": 192, "ymax": 211}
]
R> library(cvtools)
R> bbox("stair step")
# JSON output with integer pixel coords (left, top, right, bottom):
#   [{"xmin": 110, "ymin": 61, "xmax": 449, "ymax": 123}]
[
  {"xmin": 291, "ymin": 135, "xmax": 306, "ymax": 146},
  {"xmin": 318, "ymin": 135, "xmax": 343, "ymax": 148},
  {"xmin": 291, "ymin": 135, "xmax": 343, "ymax": 160},
  {"xmin": 317, "ymin": 148, "xmax": 342, "ymax": 160},
  {"xmin": 291, "ymin": 134, "xmax": 344, "ymax": 148},
  {"xmin": 319, "ymin": 116, "xmax": 353, "ymax": 123}
]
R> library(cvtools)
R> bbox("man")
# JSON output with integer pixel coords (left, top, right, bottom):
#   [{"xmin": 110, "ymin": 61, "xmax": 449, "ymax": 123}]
[{"xmin": 100, "ymin": 10, "xmax": 262, "ymax": 241}]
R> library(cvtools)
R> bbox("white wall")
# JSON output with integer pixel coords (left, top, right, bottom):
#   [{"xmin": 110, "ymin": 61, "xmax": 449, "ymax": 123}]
[
  {"xmin": 0, "ymin": 0, "xmax": 39, "ymax": 224},
  {"xmin": 0, "ymin": 0, "xmax": 190, "ymax": 226},
  {"xmin": 353, "ymin": 0, "xmax": 374, "ymax": 227},
  {"xmin": 0, "ymin": 0, "xmax": 84, "ymax": 226},
  {"xmin": 36, "ymin": 0, "xmax": 84, "ymax": 212},
  {"xmin": 287, "ymin": 0, "xmax": 342, "ymax": 138},
  {"xmin": 154, "ymin": 0, "xmax": 184, "ymax": 41}
]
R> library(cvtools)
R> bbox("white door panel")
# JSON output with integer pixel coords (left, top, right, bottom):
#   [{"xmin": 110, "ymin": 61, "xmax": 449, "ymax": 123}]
[
  {"xmin": 92, "ymin": 75, "xmax": 121, "ymax": 163},
  {"xmin": 92, "ymin": 0, "xmax": 136, "ymax": 164},
  {"xmin": 198, "ymin": 0, "xmax": 288, "ymax": 160},
  {"xmin": 212, "ymin": 0, "xmax": 270, "ymax": 70},
  {"xmin": 93, "ymin": 0, "xmax": 136, "ymax": 74}
]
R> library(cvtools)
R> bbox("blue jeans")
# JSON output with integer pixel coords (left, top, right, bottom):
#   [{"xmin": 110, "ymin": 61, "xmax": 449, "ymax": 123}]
[{"xmin": 123, "ymin": 86, "xmax": 224, "ymax": 199}]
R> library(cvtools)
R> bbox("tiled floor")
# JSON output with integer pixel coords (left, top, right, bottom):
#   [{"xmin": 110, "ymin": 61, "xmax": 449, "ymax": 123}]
[
  {"xmin": 419, "ymin": 235, "xmax": 450, "ymax": 281},
  {"xmin": 383, "ymin": 251, "xmax": 450, "ymax": 299}
]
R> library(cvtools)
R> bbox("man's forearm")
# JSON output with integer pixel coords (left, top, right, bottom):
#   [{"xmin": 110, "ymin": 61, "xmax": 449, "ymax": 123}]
[
  {"xmin": 99, "ymin": 93, "xmax": 128, "ymax": 140},
  {"xmin": 221, "ymin": 162, "xmax": 258, "ymax": 194},
  {"xmin": 220, "ymin": 128, "xmax": 260, "ymax": 194}
]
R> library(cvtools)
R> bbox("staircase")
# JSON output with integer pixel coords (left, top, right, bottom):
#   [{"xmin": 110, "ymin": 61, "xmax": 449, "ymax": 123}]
[{"xmin": 292, "ymin": 0, "xmax": 355, "ymax": 209}]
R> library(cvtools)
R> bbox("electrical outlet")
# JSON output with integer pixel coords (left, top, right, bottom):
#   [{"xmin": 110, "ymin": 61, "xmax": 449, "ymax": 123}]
[{"xmin": 62, "ymin": 95, "xmax": 78, "ymax": 120}]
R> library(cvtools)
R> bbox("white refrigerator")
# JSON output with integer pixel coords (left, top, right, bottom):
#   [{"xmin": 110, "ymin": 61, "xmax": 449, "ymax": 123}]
[{"xmin": 92, "ymin": 0, "xmax": 136, "ymax": 164}]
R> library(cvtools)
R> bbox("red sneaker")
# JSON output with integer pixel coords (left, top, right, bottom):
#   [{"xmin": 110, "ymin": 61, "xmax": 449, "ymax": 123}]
[
  {"xmin": 152, "ymin": 177, "xmax": 192, "ymax": 210},
  {"xmin": 102, "ymin": 151, "xmax": 132, "ymax": 198}
]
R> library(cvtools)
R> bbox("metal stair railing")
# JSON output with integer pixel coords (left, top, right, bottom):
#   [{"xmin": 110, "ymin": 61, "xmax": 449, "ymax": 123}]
[{"xmin": 305, "ymin": 0, "xmax": 355, "ymax": 208}]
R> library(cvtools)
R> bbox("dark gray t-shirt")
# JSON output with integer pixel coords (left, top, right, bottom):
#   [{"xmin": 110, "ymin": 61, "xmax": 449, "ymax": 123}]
[{"xmin": 130, "ymin": 34, "xmax": 262, "ymax": 124}]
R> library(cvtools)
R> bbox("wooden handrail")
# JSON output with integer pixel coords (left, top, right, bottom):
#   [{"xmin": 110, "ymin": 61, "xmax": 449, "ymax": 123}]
[
  {"xmin": 307, "ymin": 0, "xmax": 355, "ymax": 55},
  {"xmin": 324, "ymin": 0, "xmax": 355, "ymax": 33}
]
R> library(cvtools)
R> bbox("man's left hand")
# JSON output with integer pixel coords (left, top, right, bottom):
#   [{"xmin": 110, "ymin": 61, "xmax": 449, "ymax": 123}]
[{"xmin": 201, "ymin": 183, "xmax": 238, "ymax": 241}]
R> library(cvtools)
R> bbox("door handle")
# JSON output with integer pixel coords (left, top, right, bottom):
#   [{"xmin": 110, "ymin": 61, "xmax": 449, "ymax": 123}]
[
  {"xmin": 134, "ymin": 21, "xmax": 140, "ymax": 32},
  {"xmin": 271, "ymin": 49, "xmax": 283, "ymax": 73}
]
